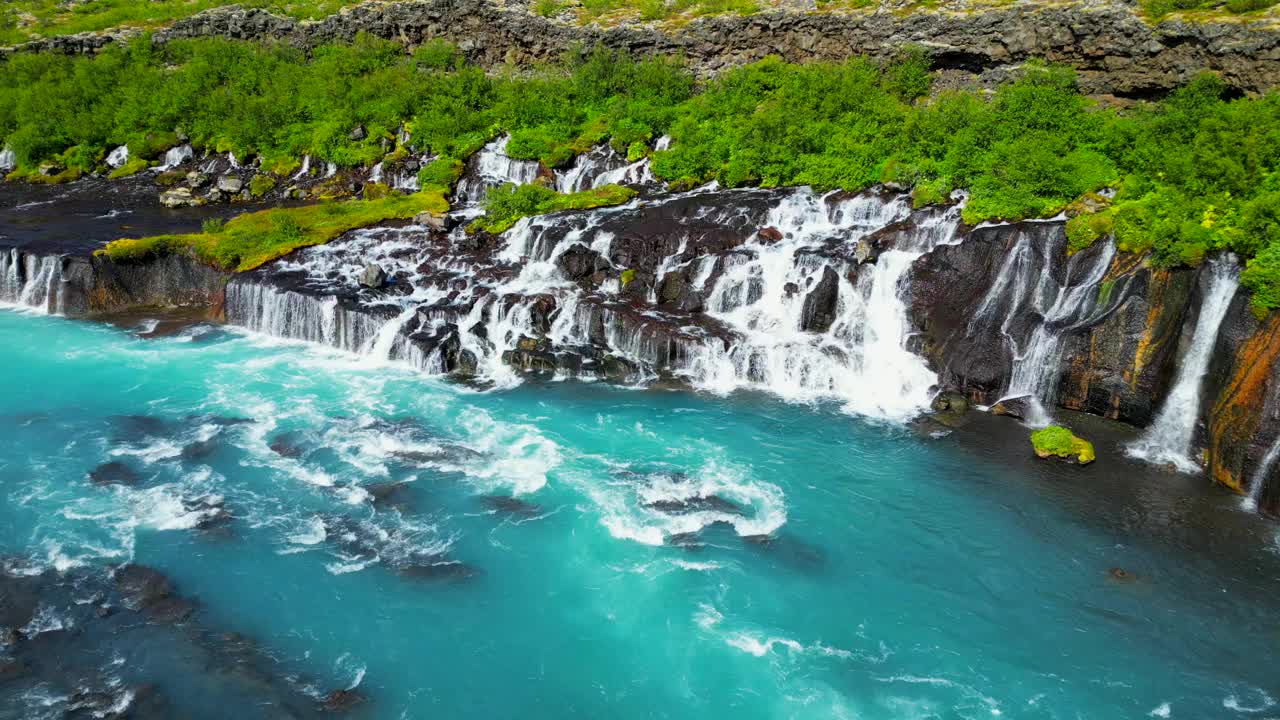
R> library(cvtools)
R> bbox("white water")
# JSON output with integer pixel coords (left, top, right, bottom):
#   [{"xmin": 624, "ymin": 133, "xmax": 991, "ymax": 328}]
[
  {"xmin": 1245, "ymin": 436, "xmax": 1280, "ymax": 512},
  {"xmin": 974, "ymin": 231, "xmax": 1122, "ymax": 426},
  {"xmin": 222, "ymin": 186, "xmax": 961, "ymax": 422},
  {"xmin": 455, "ymin": 136, "xmax": 541, "ymax": 204},
  {"xmin": 157, "ymin": 144, "xmax": 194, "ymax": 171},
  {"xmin": 1128, "ymin": 256, "xmax": 1240, "ymax": 472},
  {"xmin": 0, "ymin": 249, "xmax": 65, "ymax": 314},
  {"xmin": 105, "ymin": 145, "xmax": 130, "ymax": 169},
  {"xmin": 684, "ymin": 190, "xmax": 960, "ymax": 421},
  {"xmin": 0, "ymin": 145, "xmax": 15, "ymax": 172}
]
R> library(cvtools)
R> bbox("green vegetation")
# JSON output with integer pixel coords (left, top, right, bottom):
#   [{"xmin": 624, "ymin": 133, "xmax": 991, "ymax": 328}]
[
  {"xmin": 99, "ymin": 190, "xmax": 448, "ymax": 271},
  {"xmin": 5, "ymin": 38, "xmax": 1280, "ymax": 310},
  {"xmin": 472, "ymin": 183, "xmax": 637, "ymax": 234},
  {"xmin": 1140, "ymin": 0, "xmax": 1277, "ymax": 20},
  {"xmin": 0, "ymin": 1, "xmax": 364, "ymax": 46},
  {"xmin": 107, "ymin": 156, "xmax": 151, "ymax": 179},
  {"xmin": 1030, "ymin": 426, "xmax": 1096, "ymax": 465}
]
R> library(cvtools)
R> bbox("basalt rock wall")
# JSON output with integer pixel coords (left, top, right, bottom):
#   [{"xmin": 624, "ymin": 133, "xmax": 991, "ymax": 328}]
[
  {"xmin": 3, "ymin": 0, "xmax": 1280, "ymax": 97},
  {"xmin": 0, "ymin": 246, "xmax": 229, "ymax": 319}
]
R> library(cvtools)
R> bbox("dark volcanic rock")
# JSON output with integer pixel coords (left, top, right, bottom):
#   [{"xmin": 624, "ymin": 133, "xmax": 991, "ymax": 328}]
[{"xmin": 800, "ymin": 266, "xmax": 839, "ymax": 333}]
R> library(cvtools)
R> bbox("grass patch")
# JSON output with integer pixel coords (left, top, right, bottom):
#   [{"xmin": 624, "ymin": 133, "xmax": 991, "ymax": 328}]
[
  {"xmin": 107, "ymin": 156, "xmax": 151, "ymax": 179},
  {"xmin": 1030, "ymin": 426, "xmax": 1096, "ymax": 465},
  {"xmin": 471, "ymin": 183, "xmax": 637, "ymax": 235},
  {"xmin": 98, "ymin": 189, "xmax": 448, "ymax": 272}
]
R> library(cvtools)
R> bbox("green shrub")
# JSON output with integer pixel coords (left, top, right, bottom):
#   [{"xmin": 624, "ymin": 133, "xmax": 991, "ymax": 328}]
[{"xmin": 473, "ymin": 183, "xmax": 637, "ymax": 234}]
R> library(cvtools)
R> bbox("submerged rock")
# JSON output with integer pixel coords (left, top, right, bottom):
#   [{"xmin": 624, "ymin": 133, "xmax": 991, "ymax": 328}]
[
  {"xmin": 479, "ymin": 495, "xmax": 542, "ymax": 517},
  {"xmin": 320, "ymin": 688, "xmax": 365, "ymax": 712},
  {"xmin": 88, "ymin": 461, "xmax": 143, "ymax": 486}
]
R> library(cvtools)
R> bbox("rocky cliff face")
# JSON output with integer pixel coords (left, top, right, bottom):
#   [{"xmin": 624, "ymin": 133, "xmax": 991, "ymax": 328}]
[
  {"xmin": 0, "ymin": 247, "xmax": 228, "ymax": 319},
  {"xmin": 4, "ymin": 0, "xmax": 1280, "ymax": 97}
]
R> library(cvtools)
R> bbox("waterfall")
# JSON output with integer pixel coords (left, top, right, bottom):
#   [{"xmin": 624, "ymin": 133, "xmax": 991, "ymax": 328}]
[
  {"xmin": 105, "ymin": 145, "xmax": 130, "ymax": 169},
  {"xmin": 972, "ymin": 228, "xmax": 1121, "ymax": 426},
  {"xmin": 455, "ymin": 136, "xmax": 541, "ymax": 205},
  {"xmin": 292, "ymin": 155, "xmax": 312, "ymax": 180},
  {"xmin": 681, "ymin": 189, "xmax": 960, "ymax": 420},
  {"xmin": 218, "ymin": 185, "xmax": 962, "ymax": 422},
  {"xmin": 0, "ymin": 250, "xmax": 66, "ymax": 314},
  {"xmin": 1245, "ymin": 436, "xmax": 1280, "ymax": 512},
  {"xmin": 0, "ymin": 146, "xmax": 15, "ymax": 172},
  {"xmin": 369, "ymin": 162, "xmax": 385, "ymax": 184},
  {"xmin": 157, "ymin": 145, "xmax": 194, "ymax": 171},
  {"xmin": 1127, "ymin": 256, "xmax": 1240, "ymax": 472}
]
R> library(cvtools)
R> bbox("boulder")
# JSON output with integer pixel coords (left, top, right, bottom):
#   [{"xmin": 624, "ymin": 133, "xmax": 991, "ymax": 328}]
[
  {"xmin": 412, "ymin": 211, "xmax": 447, "ymax": 232},
  {"xmin": 88, "ymin": 461, "xmax": 142, "ymax": 486},
  {"xmin": 348, "ymin": 125, "xmax": 367, "ymax": 141},
  {"xmin": 159, "ymin": 187, "xmax": 205, "ymax": 208},
  {"xmin": 216, "ymin": 175, "xmax": 243, "ymax": 194},
  {"xmin": 358, "ymin": 264, "xmax": 387, "ymax": 289},
  {"xmin": 658, "ymin": 271, "xmax": 687, "ymax": 305},
  {"xmin": 185, "ymin": 171, "xmax": 210, "ymax": 188},
  {"xmin": 800, "ymin": 266, "xmax": 839, "ymax": 333},
  {"xmin": 991, "ymin": 395, "xmax": 1035, "ymax": 420},
  {"xmin": 757, "ymin": 226, "xmax": 784, "ymax": 244}
]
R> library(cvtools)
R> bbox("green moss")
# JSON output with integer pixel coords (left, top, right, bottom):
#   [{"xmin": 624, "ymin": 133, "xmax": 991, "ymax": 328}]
[
  {"xmin": 362, "ymin": 182, "xmax": 392, "ymax": 200},
  {"xmin": 1030, "ymin": 426, "xmax": 1096, "ymax": 465},
  {"xmin": 621, "ymin": 268, "xmax": 637, "ymax": 287},
  {"xmin": 418, "ymin": 158, "xmax": 467, "ymax": 193},
  {"xmin": 1097, "ymin": 278, "xmax": 1116, "ymax": 308},
  {"xmin": 1065, "ymin": 211, "xmax": 1115, "ymax": 255},
  {"xmin": 97, "ymin": 190, "xmax": 449, "ymax": 272},
  {"xmin": 472, "ymin": 183, "xmax": 638, "ymax": 235},
  {"xmin": 249, "ymin": 174, "xmax": 278, "ymax": 198},
  {"xmin": 108, "ymin": 157, "xmax": 152, "ymax": 179}
]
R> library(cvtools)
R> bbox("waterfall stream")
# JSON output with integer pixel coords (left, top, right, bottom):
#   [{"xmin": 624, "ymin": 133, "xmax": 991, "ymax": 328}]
[
  {"xmin": 971, "ymin": 229, "xmax": 1121, "ymax": 426},
  {"xmin": 1, "ymin": 249, "xmax": 65, "ymax": 314},
  {"xmin": 221, "ymin": 185, "xmax": 960, "ymax": 422},
  {"xmin": 1245, "ymin": 436, "xmax": 1280, "ymax": 512},
  {"xmin": 1127, "ymin": 256, "xmax": 1240, "ymax": 472}
]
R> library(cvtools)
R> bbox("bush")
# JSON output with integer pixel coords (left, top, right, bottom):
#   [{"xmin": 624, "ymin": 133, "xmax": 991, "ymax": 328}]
[{"xmin": 473, "ymin": 182, "xmax": 637, "ymax": 234}]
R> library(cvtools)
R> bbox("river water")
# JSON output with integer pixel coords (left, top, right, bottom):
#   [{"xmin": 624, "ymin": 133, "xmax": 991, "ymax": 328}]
[{"xmin": 0, "ymin": 308, "xmax": 1277, "ymax": 718}]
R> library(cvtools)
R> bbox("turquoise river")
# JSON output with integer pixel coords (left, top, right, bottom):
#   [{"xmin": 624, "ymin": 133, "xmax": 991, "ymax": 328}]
[{"xmin": 0, "ymin": 307, "xmax": 1278, "ymax": 720}]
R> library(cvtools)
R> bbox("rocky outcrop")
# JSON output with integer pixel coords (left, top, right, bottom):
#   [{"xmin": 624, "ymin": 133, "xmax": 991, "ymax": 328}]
[
  {"xmin": 4, "ymin": 0, "xmax": 1280, "ymax": 97},
  {"xmin": 0, "ymin": 246, "xmax": 229, "ymax": 318},
  {"xmin": 1204, "ymin": 298, "xmax": 1280, "ymax": 512}
]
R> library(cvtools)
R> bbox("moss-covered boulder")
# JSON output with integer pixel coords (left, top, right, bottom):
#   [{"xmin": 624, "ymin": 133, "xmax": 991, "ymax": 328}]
[{"xmin": 1030, "ymin": 426, "xmax": 1096, "ymax": 465}]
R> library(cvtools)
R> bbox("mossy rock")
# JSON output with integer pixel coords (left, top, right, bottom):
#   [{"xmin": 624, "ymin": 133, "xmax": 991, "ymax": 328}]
[{"xmin": 1030, "ymin": 426, "xmax": 1096, "ymax": 465}]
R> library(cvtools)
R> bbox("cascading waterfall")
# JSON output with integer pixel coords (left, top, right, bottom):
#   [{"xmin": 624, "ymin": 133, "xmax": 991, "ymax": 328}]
[
  {"xmin": 455, "ymin": 136, "xmax": 540, "ymax": 204},
  {"xmin": 0, "ymin": 249, "xmax": 65, "ymax": 314},
  {"xmin": 105, "ymin": 145, "xmax": 129, "ymax": 169},
  {"xmin": 1127, "ymin": 256, "xmax": 1240, "ymax": 472},
  {"xmin": 972, "ymin": 228, "xmax": 1121, "ymax": 426},
  {"xmin": 684, "ymin": 190, "xmax": 961, "ymax": 421},
  {"xmin": 157, "ymin": 144, "xmax": 194, "ymax": 171},
  {"xmin": 221, "ymin": 185, "xmax": 963, "ymax": 423},
  {"xmin": 0, "ymin": 145, "xmax": 15, "ymax": 172},
  {"xmin": 1245, "ymin": 436, "xmax": 1280, "ymax": 512}
]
